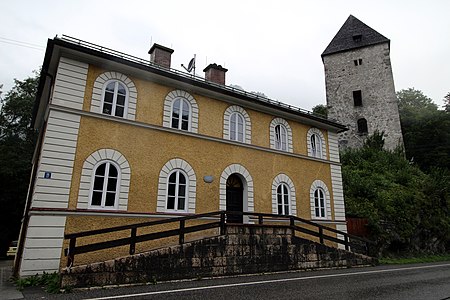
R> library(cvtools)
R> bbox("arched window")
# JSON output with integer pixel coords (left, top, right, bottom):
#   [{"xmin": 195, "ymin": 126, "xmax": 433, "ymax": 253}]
[
  {"xmin": 277, "ymin": 183, "xmax": 290, "ymax": 215},
  {"xmin": 157, "ymin": 158, "xmax": 197, "ymax": 213},
  {"xmin": 163, "ymin": 90, "xmax": 198, "ymax": 133},
  {"xmin": 230, "ymin": 112, "xmax": 245, "ymax": 142},
  {"xmin": 275, "ymin": 124, "xmax": 287, "ymax": 151},
  {"xmin": 167, "ymin": 170, "xmax": 187, "ymax": 211},
  {"xmin": 307, "ymin": 128, "xmax": 327, "ymax": 159},
  {"xmin": 314, "ymin": 188, "xmax": 326, "ymax": 218},
  {"xmin": 272, "ymin": 173, "xmax": 297, "ymax": 216},
  {"xmin": 310, "ymin": 134, "xmax": 322, "ymax": 158},
  {"xmin": 357, "ymin": 118, "xmax": 368, "ymax": 134},
  {"xmin": 102, "ymin": 81, "xmax": 128, "ymax": 117},
  {"xmin": 171, "ymin": 98, "xmax": 191, "ymax": 131},
  {"xmin": 270, "ymin": 118, "xmax": 293, "ymax": 152},
  {"xmin": 90, "ymin": 161, "xmax": 120, "ymax": 209},
  {"xmin": 223, "ymin": 105, "xmax": 251, "ymax": 144},
  {"xmin": 310, "ymin": 180, "xmax": 330, "ymax": 220}
]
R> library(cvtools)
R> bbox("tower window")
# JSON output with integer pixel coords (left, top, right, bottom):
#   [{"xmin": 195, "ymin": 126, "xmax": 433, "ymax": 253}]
[
  {"xmin": 353, "ymin": 90, "xmax": 362, "ymax": 106},
  {"xmin": 357, "ymin": 118, "xmax": 368, "ymax": 134},
  {"xmin": 352, "ymin": 34, "xmax": 362, "ymax": 42},
  {"xmin": 354, "ymin": 59, "xmax": 363, "ymax": 66}
]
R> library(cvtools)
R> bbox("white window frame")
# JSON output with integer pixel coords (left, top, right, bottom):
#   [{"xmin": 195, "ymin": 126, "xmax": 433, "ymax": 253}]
[
  {"xmin": 170, "ymin": 97, "xmax": 192, "ymax": 131},
  {"xmin": 269, "ymin": 118, "xmax": 293, "ymax": 153},
  {"xmin": 307, "ymin": 128, "xmax": 327, "ymax": 159},
  {"xmin": 166, "ymin": 169, "xmax": 189, "ymax": 212},
  {"xmin": 271, "ymin": 173, "xmax": 297, "ymax": 216},
  {"xmin": 88, "ymin": 160, "xmax": 121, "ymax": 210},
  {"xmin": 310, "ymin": 180, "xmax": 331, "ymax": 220},
  {"xmin": 157, "ymin": 158, "xmax": 197, "ymax": 213},
  {"xmin": 223, "ymin": 105, "xmax": 251, "ymax": 144},
  {"xmin": 275, "ymin": 124, "xmax": 288, "ymax": 151},
  {"xmin": 314, "ymin": 188, "xmax": 326, "ymax": 218},
  {"xmin": 229, "ymin": 111, "xmax": 245, "ymax": 142},
  {"xmin": 163, "ymin": 90, "xmax": 198, "ymax": 133},
  {"xmin": 101, "ymin": 80, "xmax": 129, "ymax": 118},
  {"xmin": 277, "ymin": 183, "xmax": 290, "ymax": 215}
]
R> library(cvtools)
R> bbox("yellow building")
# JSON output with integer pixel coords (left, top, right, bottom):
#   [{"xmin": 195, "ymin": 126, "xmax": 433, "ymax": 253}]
[{"xmin": 16, "ymin": 36, "xmax": 347, "ymax": 276}]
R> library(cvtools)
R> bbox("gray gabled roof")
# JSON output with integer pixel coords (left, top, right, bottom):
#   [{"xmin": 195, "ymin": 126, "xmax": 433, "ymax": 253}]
[{"xmin": 322, "ymin": 15, "xmax": 390, "ymax": 57}]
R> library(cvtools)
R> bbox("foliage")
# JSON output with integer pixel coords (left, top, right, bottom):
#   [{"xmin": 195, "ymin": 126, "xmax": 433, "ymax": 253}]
[
  {"xmin": 342, "ymin": 133, "xmax": 450, "ymax": 255},
  {"xmin": 397, "ymin": 88, "xmax": 450, "ymax": 170},
  {"xmin": 363, "ymin": 130, "xmax": 385, "ymax": 151},
  {"xmin": 15, "ymin": 272, "xmax": 61, "ymax": 293},
  {"xmin": 0, "ymin": 72, "xmax": 39, "ymax": 255},
  {"xmin": 379, "ymin": 253, "xmax": 450, "ymax": 265},
  {"xmin": 444, "ymin": 92, "xmax": 450, "ymax": 112},
  {"xmin": 312, "ymin": 104, "xmax": 328, "ymax": 118}
]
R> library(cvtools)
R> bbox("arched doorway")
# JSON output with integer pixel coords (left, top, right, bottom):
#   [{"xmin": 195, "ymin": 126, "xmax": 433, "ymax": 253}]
[{"xmin": 226, "ymin": 174, "xmax": 243, "ymax": 223}]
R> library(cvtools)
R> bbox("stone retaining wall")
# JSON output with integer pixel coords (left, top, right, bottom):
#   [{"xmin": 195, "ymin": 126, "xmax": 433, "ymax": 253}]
[{"xmin": 61, "ymin": 225, "xmax": 376, "ymax": 288}]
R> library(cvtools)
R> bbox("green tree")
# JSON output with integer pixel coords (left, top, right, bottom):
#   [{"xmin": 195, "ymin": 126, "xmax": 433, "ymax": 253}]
[
  {"xmin": 342, "ymin": 133, "xmax": 450, "ymax": 255},
  {"xmin": 0, "ymin": 72, "xmax": 38, "ymax": 256},
  {"xmin": 312, "ymin": 104, "xmax": 328, "ymax": 118},
  {"xmin": 397, "ymin": 88, "xmax": 450, "ymax": 170},
  {"xmin": 444, "ymin": 92, "xmax": 450, "ymax": 112}
]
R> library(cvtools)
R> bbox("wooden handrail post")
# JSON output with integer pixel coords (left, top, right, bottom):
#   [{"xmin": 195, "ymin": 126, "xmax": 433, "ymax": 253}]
[
  {"xmin": 319, "ymin": 227, "xmax": 324, "ymax": 244},
  {"xmin": 220, "ymin": 212, "xmax": 226, "ymax": 235},
  {"xmin": 258, "ymin": 215, "xmax": 263, "ymax": 225},
  {"xmin": 67, "ymin": 237, "xmax": 76, "ymax": 267},
  {"xmin": 344, "ymin": 234, "xmax": 349, "ymax": 251},
  {"xmin": 129, "ymin": 227, "xmax": 137, "ymax": 255},
  {"xmin": 179, "ymin": 220, "xmax": 185, "ymax": 244}
]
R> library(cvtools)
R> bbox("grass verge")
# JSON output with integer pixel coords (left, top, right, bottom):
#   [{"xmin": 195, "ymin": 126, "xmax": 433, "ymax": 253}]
[{"xmin": 379, "ymin": 254, "xmax": 450, "ymax": 265}]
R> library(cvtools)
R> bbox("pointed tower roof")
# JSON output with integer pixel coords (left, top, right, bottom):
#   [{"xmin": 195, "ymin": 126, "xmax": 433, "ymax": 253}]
[{"xmin": 322, "ymin": 15, "xmax": 390, "ymax": 57}]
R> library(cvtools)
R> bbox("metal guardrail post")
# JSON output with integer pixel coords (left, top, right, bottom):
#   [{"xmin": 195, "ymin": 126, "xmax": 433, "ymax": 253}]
[
  {"xmin": 67, "ymin": 237, "xmax": 76, "ymax": 267},
  {"xmin": 220, "ymin": 212, "xmax": 226, "ymax": 235},
  {"xmin": 345, "ymin": 235, "xmax": 349, "ymax": 251},
  {"xmin": 319, "ymin": 227, "xmax": 324, "ymax": 244},
  {"xmin": 129, "ymin": 228, "xmax": 137, "ymax": 255},
  {"xmin": 258, "ymin": 215, "xmax": 263, "ymax": 225},
  {"xmin": 179, "ymin": 220, "xmax": 185, "ymax": 244}
]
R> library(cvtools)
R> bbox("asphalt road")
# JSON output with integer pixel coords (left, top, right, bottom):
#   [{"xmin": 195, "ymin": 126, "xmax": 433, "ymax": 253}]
[{"xmin": 22, "ymin": 262, "xmax": 450, "ymax": 300}]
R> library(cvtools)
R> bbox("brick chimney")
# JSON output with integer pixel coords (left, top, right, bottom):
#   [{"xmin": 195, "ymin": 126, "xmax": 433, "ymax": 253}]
[
  {"xmin": 148, "ymin": 43, "xmax": 174, "ymax": 68},
  {"xmin": 203, "ymin": 63, "xmax": 228, "ymax": 85}
]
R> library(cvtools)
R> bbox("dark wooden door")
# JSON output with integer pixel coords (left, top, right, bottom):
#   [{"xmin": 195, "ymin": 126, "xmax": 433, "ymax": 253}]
[{"xmin": 226, "ymin": 174, "xmax": 243, "ymax": 223}]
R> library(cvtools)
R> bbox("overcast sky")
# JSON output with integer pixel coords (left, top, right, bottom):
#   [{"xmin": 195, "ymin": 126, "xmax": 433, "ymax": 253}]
[{"xmin": 1, "ymin": 0, "xmax": 449, "ymax": 110}]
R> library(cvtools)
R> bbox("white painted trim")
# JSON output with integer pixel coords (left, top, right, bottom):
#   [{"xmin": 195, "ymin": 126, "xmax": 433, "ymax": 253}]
[
  {"xmin": 223, "ymin": 105, "xmax": 251, "ymax": 144},
  {"xmin": 77, "ymin": 149, "xmax": 131, "ymax": 211},
  {"xmin": 271, "ymin": 173, "xmax": 297, "ymax": 216},
  {"xmin": 157, "ymin": 158, "xmax": 197, "ymax": 213},
  {"xmin": 31, "ymin": 110, "xmax": 80, "ymax": 209},
  {"xmin": 307, "ymin": 128, "xmax": 327, "ymax": 159},
  {"xmin": 219, "ymin": 164, "xmax": 254, "ymax": 220},
  {"xmin": 331, "ymin": 165, "xmax": 346, "ymax": 221},
  {"xmin": 310, "ymin": 180, "xmax": 332, "ymax": 220},
  {"xmin": 328, "ymin": 131, "xmax": 340, "ymax": 162},
  {"xmin": 51, "ymin": 57, "xmax": 88, "ymax": 110},
  {"xmin": 269, "ymin": 117, "xmax": 293, "ymax": 153},
  {"xmin": 91, "ymin": 71, "xmax": 137, "ymax": 121},
  {"xmin": 163, "ymin": 90, "xmax": 199, "ymax": 133},
  {"xmin": 20, "ymin": 215, "xmax": 66, "ymax": 276}
]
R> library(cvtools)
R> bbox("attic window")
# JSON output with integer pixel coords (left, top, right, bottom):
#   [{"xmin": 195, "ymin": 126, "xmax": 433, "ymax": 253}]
[
  {"xmin": 352, "ymin": 34, "xmax": 362, "ymax": 42},
  {"xmin": 353, "ymin": 59, "xmax": 363, "ymax": 66}
]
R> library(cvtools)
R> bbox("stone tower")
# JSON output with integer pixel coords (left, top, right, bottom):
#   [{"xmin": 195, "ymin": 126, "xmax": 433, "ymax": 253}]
[{"xmin": 322, "ymin": 15, "xmax": 403, "ymax": 150}]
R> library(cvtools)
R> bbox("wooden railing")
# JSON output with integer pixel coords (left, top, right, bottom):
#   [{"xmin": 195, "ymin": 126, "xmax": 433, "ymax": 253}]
[{"xmin": 64, "ymin": 211, "xmax": 374, "ymax": 267}]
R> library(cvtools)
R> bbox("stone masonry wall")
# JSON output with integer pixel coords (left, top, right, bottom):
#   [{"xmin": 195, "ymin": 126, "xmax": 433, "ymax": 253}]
[
  {"xmin": 61, "ymin": 225, "xmax": 376, "ymax": 288},
  {"xmin": 323, "ymin": 42, "xmax": 404, "ymax": 150}
]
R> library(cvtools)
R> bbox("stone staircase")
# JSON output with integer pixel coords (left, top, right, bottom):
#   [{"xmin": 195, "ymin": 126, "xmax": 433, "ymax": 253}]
[{"xmin": 61, "ymin": 224, "xmax": 376, "ymax": 288}]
